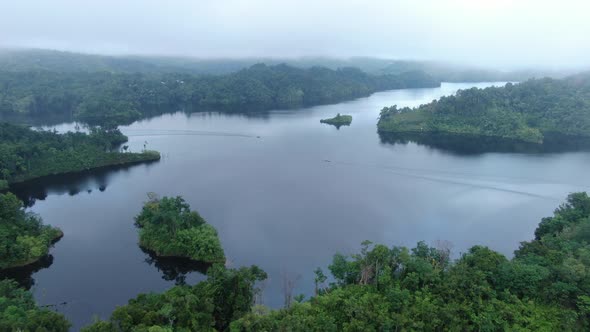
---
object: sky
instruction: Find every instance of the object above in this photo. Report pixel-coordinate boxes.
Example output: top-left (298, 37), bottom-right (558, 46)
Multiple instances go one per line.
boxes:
top-left (0, 0), bottom-right (589, 69)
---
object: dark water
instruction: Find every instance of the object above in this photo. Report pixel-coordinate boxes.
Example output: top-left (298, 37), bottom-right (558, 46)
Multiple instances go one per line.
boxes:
top-left (9, 82), bottom-right (590, 330)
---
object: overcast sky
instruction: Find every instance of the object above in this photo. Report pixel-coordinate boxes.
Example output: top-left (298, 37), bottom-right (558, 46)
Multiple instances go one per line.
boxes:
top-left (1, 0), bottom-right (588, 69)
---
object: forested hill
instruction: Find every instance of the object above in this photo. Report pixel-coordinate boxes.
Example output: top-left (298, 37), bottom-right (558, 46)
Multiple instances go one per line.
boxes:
top-left (0, 49), bottom-right (573, 81)
top-left (378, 73), bottom-right (590, 144)
top-left (0, 63), bottom-right (440, 127)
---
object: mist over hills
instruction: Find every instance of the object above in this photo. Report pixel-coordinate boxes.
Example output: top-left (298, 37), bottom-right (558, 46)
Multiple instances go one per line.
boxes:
top-left (0, 48), bottom-right (577, 82)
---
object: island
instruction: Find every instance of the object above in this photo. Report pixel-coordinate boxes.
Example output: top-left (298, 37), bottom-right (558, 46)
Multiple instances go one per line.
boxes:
top-left (0, 193), bottom-right (63, 270)
top-left (134, 194), bottom-right (225, 264)
top-left (320, 113), bottom-right (353, 128)
top-left (0, 123), bottom-right (160, 190)
top-left (378, 74), bottom-right (590, 144)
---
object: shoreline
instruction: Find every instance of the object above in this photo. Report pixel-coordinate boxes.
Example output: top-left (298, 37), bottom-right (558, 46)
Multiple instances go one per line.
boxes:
top-left (0, 229), bottom-right (64, 271)
top-left (3, 151), bottom-right (161, 192)
top-left (140, 245), bottom-right (226, 265)
top-left (377, 129), bottom-right (590, 146)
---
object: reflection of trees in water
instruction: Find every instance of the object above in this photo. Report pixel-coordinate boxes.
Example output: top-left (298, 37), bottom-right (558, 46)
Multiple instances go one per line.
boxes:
top-left (379, 132), bottom-right (590, 155)
top-left (141, 248), bottom-right (209, 285)
top-left (320, 122), bottom-right (349, 130)
top-left (0, 255), bottom-right (54, 290)
top-left (9, 161), bottom-right (157, 207)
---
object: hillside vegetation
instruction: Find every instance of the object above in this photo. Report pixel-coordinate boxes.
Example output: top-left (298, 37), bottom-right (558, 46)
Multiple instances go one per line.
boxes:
top-left (0, 63), bottom-right (439, 127)
top-left (378, 74), bottom-right (590, 144)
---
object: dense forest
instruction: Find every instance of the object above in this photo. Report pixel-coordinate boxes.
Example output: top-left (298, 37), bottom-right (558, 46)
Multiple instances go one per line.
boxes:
top-left (0, 63), bottom-right (439, 127)
top-left (378, 74), bottom-right (590, 143)
top-left (82, 265), bottom-right (267, 332)
top-left (73, 192), bottom-right (590, 331)
top-left (135, 195), bottom-right (225, 264)
top-left (0, 123), bottom-right (160, 190)
top-left (0, 192), bottom-right (62, 269)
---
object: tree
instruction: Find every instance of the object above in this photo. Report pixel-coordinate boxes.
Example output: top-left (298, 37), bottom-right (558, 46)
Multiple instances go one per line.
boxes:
top-left (314, 267), bottom-right (327, 296)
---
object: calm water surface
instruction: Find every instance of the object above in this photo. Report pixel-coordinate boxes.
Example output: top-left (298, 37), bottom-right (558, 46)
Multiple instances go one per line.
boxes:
top-left (11, 82), bottom-right (590, 330)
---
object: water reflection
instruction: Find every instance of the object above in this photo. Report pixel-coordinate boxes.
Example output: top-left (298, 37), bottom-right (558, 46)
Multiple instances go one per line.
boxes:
top-left (0, 255), bottom-right (54, 290)
top-left (379, 132), bottom-right (590, 155)
top-left (320, 122), bottom-right (350, 130)
top-left (141, 248), bottom-right (209, 285)
top-left (9, 162), bottom-right (157, 207)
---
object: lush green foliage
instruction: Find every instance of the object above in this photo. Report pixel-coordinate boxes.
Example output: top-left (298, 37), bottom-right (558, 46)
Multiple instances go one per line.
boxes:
top-left (0, 64), bottom-right (439, 126)
top-left (0, 279), bottom-right (70, 331)
top-left (0, 192), bottom-right (62, 269)
top-left (232, 193), bottom-right (590, 331)
top-left (320, 114), bottom-right (352, 127)
top-left (82, 264), bottom-right (267, 332)
top-left (135, 195), bottom-right (225, 263)
top-left (378, 74), bottom-right (590, 143)
top-left (0, 122), bottom-right (160, 186)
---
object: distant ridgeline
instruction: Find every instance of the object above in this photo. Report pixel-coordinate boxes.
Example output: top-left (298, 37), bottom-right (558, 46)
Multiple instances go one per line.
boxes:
top-left (0, 49), bottom-right (567, 82)
top-left (378, 73), bottom-right (590, 145)
top-left (0, 64), bottom-right (439, 127)
top-left (0, 123), bottom-right (160, 190)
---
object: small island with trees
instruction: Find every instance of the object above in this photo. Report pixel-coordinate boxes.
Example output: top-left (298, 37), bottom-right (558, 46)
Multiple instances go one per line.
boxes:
top-left (0, 193), bottom-right (63, 270)
top-left (135, 194), bottom-right (225, 264)
top-left (378, 74), bottom-right (590, 145)
top-left (320, 113), bottom-right (353, 128)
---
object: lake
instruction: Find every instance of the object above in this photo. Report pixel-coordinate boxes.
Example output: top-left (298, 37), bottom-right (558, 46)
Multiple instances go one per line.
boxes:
top-left (9, 82), bottom-right (590, 330)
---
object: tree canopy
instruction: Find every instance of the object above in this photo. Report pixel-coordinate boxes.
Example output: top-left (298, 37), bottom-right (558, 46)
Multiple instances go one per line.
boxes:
top-left (378, 74), bottom-right (590, 144)
top-left (135, 195), bottom-right (225, 264)
top-left (0, 192), bottom-right (62, 270)
top-left (82, 264), bottom-right (267, 332)
top-left (0, 122), bottom-right (160, 190)
top-left (0, 64), bottom-right (439, 127)
top-left (0, 279), bottom-right (70, 332)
